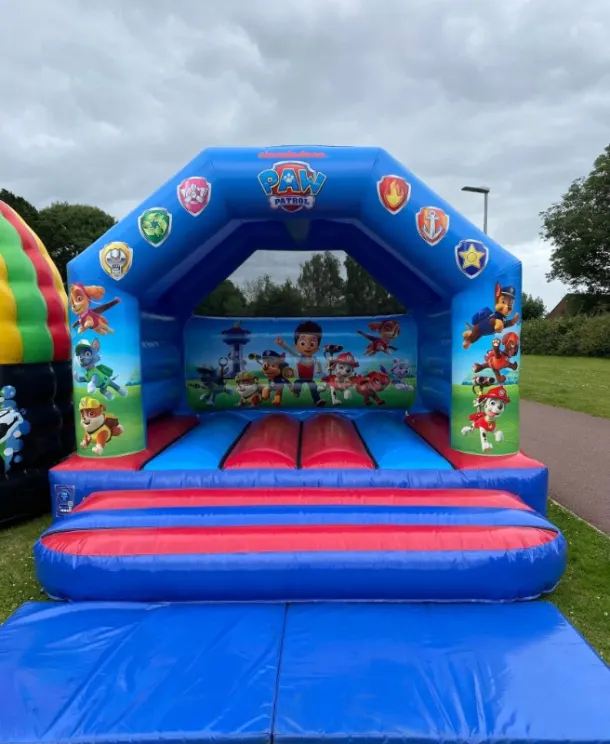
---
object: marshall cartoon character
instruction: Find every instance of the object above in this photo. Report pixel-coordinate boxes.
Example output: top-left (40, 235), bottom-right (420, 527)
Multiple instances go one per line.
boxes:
top-left (473, 332), bottom-right (519, 384)
top-left (70, 284), bottom-right (120, 336)
top-left (353, 369), bottom-right (391, 406)
top-left (78, 397), bottom-right (123, 455)
top-left (461, 385), bottom-right (510, 452)
top-left (321, 349), bottom-right (359, 406)
top-left (462, 283), bottom-right (520, 349)
top-left (234, 370), bottom-right (263, 408)
top-left (356, 319), bottom-right (400, 356)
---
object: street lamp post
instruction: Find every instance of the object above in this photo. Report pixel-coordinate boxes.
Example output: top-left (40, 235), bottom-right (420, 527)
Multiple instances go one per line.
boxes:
top-left (462, 185), bottom-right (490, 234)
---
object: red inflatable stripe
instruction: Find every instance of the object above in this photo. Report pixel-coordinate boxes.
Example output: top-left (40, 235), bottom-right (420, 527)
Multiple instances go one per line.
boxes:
top-left (76, 488), bottom-right (531, 513)
top-left (301, 414), bottom-right (374, 469)
top-left (223, 414), bottom-right (300, 469)
top-left (42, 524), bottom-right (557, 557)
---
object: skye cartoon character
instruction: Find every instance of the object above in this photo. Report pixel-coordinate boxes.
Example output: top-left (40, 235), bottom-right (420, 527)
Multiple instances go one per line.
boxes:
top-left (356, 319), bottom-right (400, 356)
top-left (473, 332), bottom-right (519, 384)
top-left (70, 284), bottom-right (120, 335)
top-left (276, 321), bottom-right (325, 406)
top-left (381, 358), bottom-right (414, 391)
top-left (353, 370), bottom-right (391, 406)
top-left (74, 338), bottom-right (127, 400)
top-left (460, 385), bottom-right (510, 452)
top-left (462, 284), bottom-right (520, 349)
top-left (0, 386), bottom-right (29, 472)
top-left (194, 358), bottom-right (232, 406)
top-left (78, 396), bottom-right (123, 455)
top-left (235, 370), bottom-right (263, 407)
top-left (249, 350), bottom-right (294, 406)
top-left (321, 351), bottom-right (359, 406)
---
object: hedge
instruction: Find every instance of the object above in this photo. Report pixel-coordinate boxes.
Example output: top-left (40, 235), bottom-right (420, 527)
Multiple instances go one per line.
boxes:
top-left (521, 314), bottom-right (610, 357)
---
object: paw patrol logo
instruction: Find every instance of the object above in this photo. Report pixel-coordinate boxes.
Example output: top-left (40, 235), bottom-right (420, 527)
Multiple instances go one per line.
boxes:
top-left (99, 242), bottom-right (133, 281)
top-left (455, 239), bottom-right (488, 279)
top-left (257, 161), bottom-right (327, 213)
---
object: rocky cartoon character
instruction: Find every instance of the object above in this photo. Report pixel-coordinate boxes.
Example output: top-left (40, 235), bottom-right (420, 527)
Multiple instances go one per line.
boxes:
top-left (249, 350), bottom-right (294, 406)
top-left (235, 370), bottom-right (262, 408)
top-left (321, 349), bottom-right (359, 406)
top-left (462, 284), bottom-right (520, 349)
top-left (79, 396), bottom-right (123, 455)
top-left (74, 338), bottom-right (127, 400)
top-left (473, 332), bottom-right (520, 384)
top-left (276, 321), bottom-right (325, 406)
top-left (70, 284), bottom-right (120, 336)
top-left (380, 358), bottom-right (414, 391)
top-left (0, 386), bottom-right (29, 472)
top-left (193, 358), bottom-right (232, 407)
top-left (353, 369), bottom-right (391, 406)
top-left (357, 319), bottom-right (400, 356)
top-left (460, 385), bottom-right (510, 452)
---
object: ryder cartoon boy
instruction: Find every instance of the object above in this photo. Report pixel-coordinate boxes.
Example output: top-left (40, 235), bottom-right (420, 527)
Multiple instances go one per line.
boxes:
top-left (277, 321), bottom-right (325, 406)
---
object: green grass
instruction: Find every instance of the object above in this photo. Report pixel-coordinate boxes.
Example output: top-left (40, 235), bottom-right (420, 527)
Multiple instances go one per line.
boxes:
top-left (451, 384), bottom-right (520, 455)
top-left (521, 356), bottom-right (610, 418)
top-left (1, 504), bottom-right (608, 662)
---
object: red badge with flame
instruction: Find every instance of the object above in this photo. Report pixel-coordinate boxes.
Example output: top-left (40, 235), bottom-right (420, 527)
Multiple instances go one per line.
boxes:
top-left (377, 175), bottom-right (410, 214)
top-left (416, 206), bottom-right (450, 245)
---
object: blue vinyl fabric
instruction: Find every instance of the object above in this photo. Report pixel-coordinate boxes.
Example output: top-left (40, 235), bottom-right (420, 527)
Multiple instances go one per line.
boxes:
top-left (275, 602), bottom-right (610, 744)
top-left (0, 601), bottom-right (284, 744)
top-left (143, 414), bottom-right (249, 470)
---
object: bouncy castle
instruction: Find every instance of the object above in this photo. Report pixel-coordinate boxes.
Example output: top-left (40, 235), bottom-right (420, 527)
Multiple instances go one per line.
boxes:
top-left (2, 147), bottom-right (610, 744)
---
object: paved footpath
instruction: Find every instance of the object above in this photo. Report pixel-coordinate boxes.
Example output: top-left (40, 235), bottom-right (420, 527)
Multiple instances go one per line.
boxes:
top-left (520, 400), bottom-right (610, 533)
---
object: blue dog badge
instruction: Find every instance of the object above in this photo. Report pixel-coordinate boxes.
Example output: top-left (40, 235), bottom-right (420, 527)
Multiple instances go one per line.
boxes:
top-left (455, 239), bottom-right (488, 279)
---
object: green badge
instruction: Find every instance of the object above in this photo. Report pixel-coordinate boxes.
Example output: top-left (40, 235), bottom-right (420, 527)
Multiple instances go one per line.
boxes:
top-left (138, 207), bottom-right (172, 246)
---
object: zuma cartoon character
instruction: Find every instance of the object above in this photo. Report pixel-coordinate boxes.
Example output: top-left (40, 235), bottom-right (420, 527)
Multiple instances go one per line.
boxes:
top-left (235, 370), bottom-right (263, 408)
top-left (70, 284), bottom-right (120, 336)
top-left (249, 350), bottom-right (294, 406)
top-left (357, 319), bottom-right (400, 356)
top-left (79, 397), bottom-right (123, 455)
top-left (462, 283), bottom-right (519, 349)
top-left (473, 332), bottom-right (519, 384)
top-left (276, 321), bottom-right (325, 406)
top-left (353, 369), bottom-right (391, 406)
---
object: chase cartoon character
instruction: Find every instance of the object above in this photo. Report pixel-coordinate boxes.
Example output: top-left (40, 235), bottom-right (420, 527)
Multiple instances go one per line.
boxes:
top-left (79, 397), bottom-right (123, 456)
top-left (462, 283), bottom-right (519, 349)
top-left (321, 350), bottom-right (359, 406)
top-left (357, 319), bottom-right (400, 356)
top-left (235, 370), bottom-right (262, 407)
top-left (473, 332), bottom-right (519, 384)
top-left (75, 338), bottom-right (127, 400)
top-left (70, 284), bottom-right (120, 335)
top-left (460, 385), bottom-right (510, 453)
top-left (249, 350), bottom-right (294, 406)
top-left (276, 321), bottom-right (325, 406)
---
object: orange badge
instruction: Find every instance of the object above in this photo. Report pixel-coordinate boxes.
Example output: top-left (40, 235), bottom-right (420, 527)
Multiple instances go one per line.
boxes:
top-left (416, 207), bottom-right (450, 245)
top-left (377, 175), bottom-right (410, 214)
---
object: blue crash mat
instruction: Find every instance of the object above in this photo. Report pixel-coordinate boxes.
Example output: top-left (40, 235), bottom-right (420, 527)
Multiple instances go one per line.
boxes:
top-left (0, 601), bottom-right (284, 744)
top-left (275, 601), bottom-right (610, 744)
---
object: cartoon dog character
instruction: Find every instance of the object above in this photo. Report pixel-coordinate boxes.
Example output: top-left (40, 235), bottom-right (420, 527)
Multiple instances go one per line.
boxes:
top-left (194, 358), bottom-right (232, 407)
top-left (249, 350), bottom-right (294, 406)
top-left (381, 358), bottom-right (414, 391)
top-left (462, 284), bottom-right (520, 349)
top-left (357, 319), bottom-right (400, 356)
top-left (235, 370), bottom-right (262, 407)
top-left (79, 396), bottom-right (123, 455)
top-left (321, 351), bottom-right (359, 406)
top-left (0, 386), bottom-right (30, 472)
top-left (70, 284), bottom-right (120, 335)
top-left (460, 385), bottom-right (510, 452)
top-left (74, 338), bottom-right (127, 400)
top-left (473, 332), bottom-right (520, 384)
top-left (353, 369), bottom-right (391, 406)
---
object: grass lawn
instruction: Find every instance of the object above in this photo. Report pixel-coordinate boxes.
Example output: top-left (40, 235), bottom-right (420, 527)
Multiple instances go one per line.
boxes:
top-left (521, 356), bottom-right (610, 418)
top-left (0, 504), bottom-right (609, 661)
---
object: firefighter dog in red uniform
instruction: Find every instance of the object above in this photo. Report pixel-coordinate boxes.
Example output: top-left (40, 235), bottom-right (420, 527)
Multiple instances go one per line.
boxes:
top-left (461, 385), bottom-right (510, 453)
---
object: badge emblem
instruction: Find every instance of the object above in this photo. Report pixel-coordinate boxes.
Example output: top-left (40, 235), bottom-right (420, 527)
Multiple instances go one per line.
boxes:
top-left (377, 175), bottom-right (410, 214)
top-left (455, 239), bottom-right (488, 279)
top-left (138, 207), bottom-right (172, 246)
top-left (177, 176), bottom-right (211, 216)
top-left (257, 160), bottom-right (327, 213)
top-left (99, 241), bottom-right (133, 281)
top-left (416, 207), bottom-right (449, 245)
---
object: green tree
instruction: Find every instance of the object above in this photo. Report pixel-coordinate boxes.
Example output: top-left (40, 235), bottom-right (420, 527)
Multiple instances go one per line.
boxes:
top-left (297, 251), bottom-right (344, 315)
top-left (521, 292), bottom-right (545, 321)
top-left (195, 279), bottom-right (247, 316)
top-left (244, 275), bottom-right (302, 316)
top-left (541, 145), bottom-right (610, 294)
top-left (343, 256), bottom-right (405, 315)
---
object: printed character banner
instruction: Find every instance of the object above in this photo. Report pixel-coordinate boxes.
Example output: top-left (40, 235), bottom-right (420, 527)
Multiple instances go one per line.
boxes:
top-left (451, 267), bottom-right (522, 455)
top-left (69, 282), bottom-right (145, 458)
top-left (184, 315), bottom-right (417, 412)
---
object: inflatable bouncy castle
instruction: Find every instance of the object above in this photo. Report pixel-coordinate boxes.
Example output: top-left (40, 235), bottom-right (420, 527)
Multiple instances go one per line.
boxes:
top-left (1, 147), bottom-right (609, 744)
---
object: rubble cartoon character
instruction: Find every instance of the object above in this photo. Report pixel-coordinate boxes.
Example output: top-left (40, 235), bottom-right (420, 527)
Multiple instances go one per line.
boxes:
top-left (321, 350), bottom-right (359, 406)
top-left (78, 397), bottom-right (123, 456)
top-left (356, 319), bottom-right (400, 356)
top-left (460, 385), bottom-right (510, 453)
top-left (276, 321), bottom-right (325, 406)
top-left (353, 369), bottom-right (391, 406)
top-left (462, 283), bottom-right (520, 349)
top-left (69, 284), bottom-right (120, 335)
top-left (473, 332), bottom-right (520, 384)
top-left (235, 370), bottom-right (262, 408)
top-left (74, 338), bottom-right (127, 400)
top-left (193, 358), bottom-right (232, 407)
top-left (381, 358), bottom-right (414, 391)
top-left (249, 350), bottom-right (294, 406)
top-left (0, 386), bottom-right (30, 472)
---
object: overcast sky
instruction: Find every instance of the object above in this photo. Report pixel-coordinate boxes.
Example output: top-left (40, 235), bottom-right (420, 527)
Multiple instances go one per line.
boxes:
top-left (2, 0), bottom-right (609, 310)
